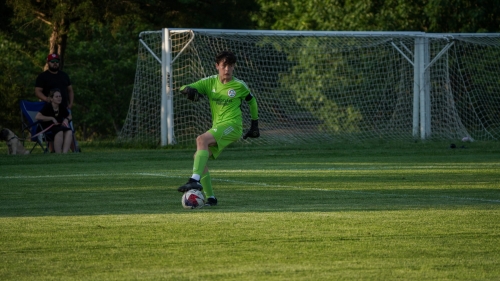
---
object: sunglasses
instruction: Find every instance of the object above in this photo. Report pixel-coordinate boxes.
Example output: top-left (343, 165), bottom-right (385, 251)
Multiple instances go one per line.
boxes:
top-left (49, 60), bottom-right (60, 63)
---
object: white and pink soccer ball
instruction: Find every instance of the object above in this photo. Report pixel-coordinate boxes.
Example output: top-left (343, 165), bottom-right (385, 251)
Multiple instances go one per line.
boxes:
top-left (181, 189), bottom-right (205, 209)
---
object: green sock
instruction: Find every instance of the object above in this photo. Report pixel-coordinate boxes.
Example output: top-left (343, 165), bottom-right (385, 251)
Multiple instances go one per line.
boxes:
top-left (192, 150), bottom-right (209, 177)
top-left (201, 171), bottom-right (214, 198)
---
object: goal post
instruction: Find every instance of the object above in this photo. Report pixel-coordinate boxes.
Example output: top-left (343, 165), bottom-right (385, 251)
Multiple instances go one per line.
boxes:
top-left (119, 29), bottom-right (500, 145)
top-left (161, 28), bottom-right (174, 146)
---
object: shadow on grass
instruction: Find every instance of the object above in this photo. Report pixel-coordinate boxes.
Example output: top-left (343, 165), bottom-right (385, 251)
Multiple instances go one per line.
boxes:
top-left (1, 187), bottom-right (499, 217)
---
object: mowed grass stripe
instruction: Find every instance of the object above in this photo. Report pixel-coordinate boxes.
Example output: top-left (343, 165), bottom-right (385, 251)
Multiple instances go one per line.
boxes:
top-left (1, 210), bottom-right (499, 280)
top-left (1, 144), bottom-right (499, 280)
top-left (2, 170), bottom-right (499, 204)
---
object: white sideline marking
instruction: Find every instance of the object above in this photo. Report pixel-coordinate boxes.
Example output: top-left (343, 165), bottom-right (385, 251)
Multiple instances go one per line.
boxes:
top-left (1, 173), bottom-right (151, 179)
top-left (2, 172), bottom-right (499, 204)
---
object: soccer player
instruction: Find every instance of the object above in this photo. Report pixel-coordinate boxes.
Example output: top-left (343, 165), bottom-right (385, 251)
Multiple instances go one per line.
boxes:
top-left (177, 50), bottom-right (260, 206)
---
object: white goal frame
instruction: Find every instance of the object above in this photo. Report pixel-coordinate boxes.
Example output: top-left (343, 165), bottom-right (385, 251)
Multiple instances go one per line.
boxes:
top-left (121, 29), bottom-right (500, 145)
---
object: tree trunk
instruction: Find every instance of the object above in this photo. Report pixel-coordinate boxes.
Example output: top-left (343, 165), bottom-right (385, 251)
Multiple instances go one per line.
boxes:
top-left (47, 17), bottom-right (69, 71)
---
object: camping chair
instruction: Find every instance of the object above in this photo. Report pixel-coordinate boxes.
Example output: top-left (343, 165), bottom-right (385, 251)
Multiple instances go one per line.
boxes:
top-left (20, 100), bottom-right (80, 153)
top-left (20, 100), bottom-right (51, 153)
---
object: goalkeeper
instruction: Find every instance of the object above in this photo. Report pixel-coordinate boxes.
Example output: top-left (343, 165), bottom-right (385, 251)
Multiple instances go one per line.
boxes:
top-left (177, 50), bottom-right (260, 206)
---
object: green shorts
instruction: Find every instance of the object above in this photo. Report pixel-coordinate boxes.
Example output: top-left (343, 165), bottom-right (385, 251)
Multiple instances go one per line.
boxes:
top-left (207, 123), bottom-right (242, 159)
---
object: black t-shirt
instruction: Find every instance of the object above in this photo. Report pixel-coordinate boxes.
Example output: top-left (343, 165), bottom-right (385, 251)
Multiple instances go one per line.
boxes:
top-left (39, 103), bottom-right (70, 130)
top-left (35, 70), bottom-right (72, 107)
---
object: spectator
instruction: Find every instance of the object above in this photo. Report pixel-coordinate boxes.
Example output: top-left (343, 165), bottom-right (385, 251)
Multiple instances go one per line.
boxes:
top-left (35, 89), bottom-right (73, 153)
top-left (35, 53), bottom-right (74, 109)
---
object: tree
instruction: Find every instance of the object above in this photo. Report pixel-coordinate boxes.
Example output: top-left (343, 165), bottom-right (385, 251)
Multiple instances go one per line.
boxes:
top-left (5, 0), bottom-right (151, 70)
top-left (0, 32), bottom-right (40, 133)
top-left (252, 0), bottom-right (429, 31)
top-left (251, 0), bottom-right (499, 137)
top-left (425, 0), bottom-right (500, 32)
top-left (252, 0), bottom-right (500, 32)
top-left (7, 0), bottom-right (260, 65)
top-left (1, 0), bottom-right (260, 140)
top-left (68, 20), bottom-right (144, 139)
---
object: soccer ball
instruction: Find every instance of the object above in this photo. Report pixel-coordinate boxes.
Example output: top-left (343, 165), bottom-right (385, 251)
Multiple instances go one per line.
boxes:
top-left (181, 189), bottom-right (205, 209)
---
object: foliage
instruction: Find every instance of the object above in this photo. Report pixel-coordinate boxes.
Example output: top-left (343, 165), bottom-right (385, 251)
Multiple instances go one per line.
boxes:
top-left (1, 0), bottom-right (499, 141)
top-left (251, 0), bottom-right (499, 138)
top-left (1, 0), bottom-right (259, 140)
top-left (0, 33), bottom-right (41, 133)
top-left (252, 0), bottom-right (500, 32)
top-left (142, 0), bottom-right (259, 29)
top-left (425, 0), bottom-right (500, 32)
top-left (252, 0), bottom-right (428, 31)
top-left (447, 39), bottom-right (500, 135)
top-left (276, 37), bottom-right (363, 133)
top-left (68, 20), bottom-right (145, 140)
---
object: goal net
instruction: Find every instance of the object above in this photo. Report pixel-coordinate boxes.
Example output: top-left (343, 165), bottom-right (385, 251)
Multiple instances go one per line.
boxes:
top-left (119, 29), bottom-right (500, 145)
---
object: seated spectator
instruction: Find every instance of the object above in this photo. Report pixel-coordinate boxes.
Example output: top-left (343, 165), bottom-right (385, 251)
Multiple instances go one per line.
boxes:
top-left (35, 88), bottom-right (73, 153)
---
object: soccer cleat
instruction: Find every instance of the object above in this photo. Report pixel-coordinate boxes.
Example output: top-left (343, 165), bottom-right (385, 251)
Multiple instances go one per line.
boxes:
top-left (205, 197), bottom-right (218, 206)
top-left (177, 178), bottom-right (203, 192)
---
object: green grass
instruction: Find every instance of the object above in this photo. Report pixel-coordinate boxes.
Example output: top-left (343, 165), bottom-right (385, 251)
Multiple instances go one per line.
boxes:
top-left (1, 141), bottom-right (499, 280)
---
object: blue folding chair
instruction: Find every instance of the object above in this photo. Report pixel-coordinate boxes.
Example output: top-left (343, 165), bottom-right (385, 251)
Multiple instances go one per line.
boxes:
top-left (20, 100), bottom-right (51, 153)
top-left (20, 100), bottom-right (80, 153)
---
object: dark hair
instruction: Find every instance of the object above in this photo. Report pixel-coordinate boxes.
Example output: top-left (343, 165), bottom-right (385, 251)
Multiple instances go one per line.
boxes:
top-left (49, 88), bottom-right (61, 98)
top-left (215, 51), bottom-right (236, 65)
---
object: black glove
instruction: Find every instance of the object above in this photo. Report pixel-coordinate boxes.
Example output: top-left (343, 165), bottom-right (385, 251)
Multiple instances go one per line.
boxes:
top-left (180, 87), bottom-right (201, 102)
top-left (243, 119), bottom-right (260, 139)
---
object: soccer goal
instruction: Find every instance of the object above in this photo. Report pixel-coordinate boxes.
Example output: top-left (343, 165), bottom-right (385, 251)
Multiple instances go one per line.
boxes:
top-left (119, 29), bottom-right (500, 146)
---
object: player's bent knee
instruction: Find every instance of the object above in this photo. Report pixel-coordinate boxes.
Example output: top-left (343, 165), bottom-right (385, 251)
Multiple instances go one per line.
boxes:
top-left (196, 133), bottom-right (215, 148)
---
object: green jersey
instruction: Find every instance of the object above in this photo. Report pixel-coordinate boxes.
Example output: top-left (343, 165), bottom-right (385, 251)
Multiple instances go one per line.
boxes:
top-left (184, 75), bottom-right (253, 130)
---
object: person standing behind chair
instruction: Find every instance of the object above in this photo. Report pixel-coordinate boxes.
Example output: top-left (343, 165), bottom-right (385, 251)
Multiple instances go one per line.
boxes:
top-left (35, 89), bottom-right (73, 153)
top-left (35, 54), bottom-right (74, 109)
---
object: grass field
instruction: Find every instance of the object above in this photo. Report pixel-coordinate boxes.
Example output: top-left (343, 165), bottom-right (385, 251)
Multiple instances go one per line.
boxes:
top-left (1, 141), bottom-right (499, 280)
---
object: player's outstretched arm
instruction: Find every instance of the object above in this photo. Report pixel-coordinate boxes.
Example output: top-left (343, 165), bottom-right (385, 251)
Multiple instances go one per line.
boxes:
top-left (180, 86), bottom-right (201, 102)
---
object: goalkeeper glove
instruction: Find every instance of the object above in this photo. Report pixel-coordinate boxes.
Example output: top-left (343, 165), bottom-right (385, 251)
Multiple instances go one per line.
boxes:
top-left (243, 119), bottom-right (260, 139)
top-left (180, 87), bottom-right (201, 102)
